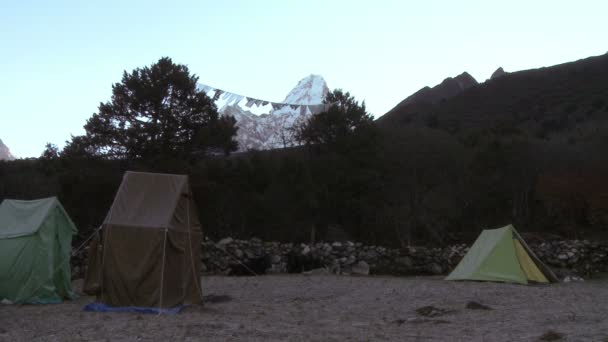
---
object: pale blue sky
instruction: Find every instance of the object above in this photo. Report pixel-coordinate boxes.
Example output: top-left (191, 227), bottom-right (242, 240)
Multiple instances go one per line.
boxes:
top-left (1, 0), bottom-right (606, 157)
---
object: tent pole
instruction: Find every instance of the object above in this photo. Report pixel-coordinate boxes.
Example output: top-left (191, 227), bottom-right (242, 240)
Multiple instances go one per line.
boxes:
top-left (159, 228), bottom-right (168, 315)
top-left (100, 226), bottom-right (109, 303)
top-left (99, 189), bottom-right (120, 304)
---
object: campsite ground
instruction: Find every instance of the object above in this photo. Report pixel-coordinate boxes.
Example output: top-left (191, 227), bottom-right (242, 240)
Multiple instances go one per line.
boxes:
top-left (1, 275), bottom-right (607, 342)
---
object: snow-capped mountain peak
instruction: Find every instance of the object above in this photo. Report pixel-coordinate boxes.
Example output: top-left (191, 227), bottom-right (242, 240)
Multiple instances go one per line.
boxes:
top-left (282, 74), bottom-right (328, 105)
top-left (200, 74), bottom-right (330, 151)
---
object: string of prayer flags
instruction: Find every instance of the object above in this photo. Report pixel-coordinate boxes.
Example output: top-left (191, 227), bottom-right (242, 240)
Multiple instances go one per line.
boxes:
top-left (197, 81), bottom-right (335, 113)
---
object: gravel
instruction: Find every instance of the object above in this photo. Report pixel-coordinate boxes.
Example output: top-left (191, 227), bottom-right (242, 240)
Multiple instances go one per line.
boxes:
top-left (1, 276), bottom-right (608, 341)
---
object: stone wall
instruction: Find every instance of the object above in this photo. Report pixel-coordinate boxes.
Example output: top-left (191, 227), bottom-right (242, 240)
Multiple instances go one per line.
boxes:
top-left (72, 238), bottom-right (608, 281)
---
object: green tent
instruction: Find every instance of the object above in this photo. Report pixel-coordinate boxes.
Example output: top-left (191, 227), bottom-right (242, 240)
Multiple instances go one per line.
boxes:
top-left (446, 225), bottom-right (558, 284)
top-left (0, 197), bottom-right (77, 303)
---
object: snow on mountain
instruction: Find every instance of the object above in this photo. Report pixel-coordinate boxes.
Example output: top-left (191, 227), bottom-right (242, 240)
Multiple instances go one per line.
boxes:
top-left (199, 75), bottom-right (329, 151)
top-left (0, 139), bottom-right (14, 160)
top-left (282, 74), bottom-right (329, 105)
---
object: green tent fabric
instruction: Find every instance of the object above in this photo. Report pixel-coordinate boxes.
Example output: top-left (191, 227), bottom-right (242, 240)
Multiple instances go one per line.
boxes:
top-left (445, 224), bottom-right (558, 284)
top-left (0, 197), bottom-right (77, 303)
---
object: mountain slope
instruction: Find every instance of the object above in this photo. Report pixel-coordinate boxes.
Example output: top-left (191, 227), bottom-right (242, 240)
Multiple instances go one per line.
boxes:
top-left (0, 139), bottom-right (14, 160)
top-left (377, 53), bottom-right (608, 142)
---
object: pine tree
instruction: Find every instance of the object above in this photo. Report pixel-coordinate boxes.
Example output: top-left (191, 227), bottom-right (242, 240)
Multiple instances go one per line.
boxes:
top-left (70, 57), bottom-right (238, 160)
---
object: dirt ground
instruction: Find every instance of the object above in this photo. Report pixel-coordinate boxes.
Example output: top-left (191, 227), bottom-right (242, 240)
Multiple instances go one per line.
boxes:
top-left (1, 275), bottom-right (608, 341)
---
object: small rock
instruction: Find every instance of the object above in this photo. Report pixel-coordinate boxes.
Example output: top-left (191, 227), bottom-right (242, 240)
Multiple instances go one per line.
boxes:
top-left (429, 263), bottom-right (443, 275)
top-left (217, 237), bottom-right (233, 245)
top-left (351, 261), bottom-right (370, 275)
top-left (203, 294), bottom-right (233, 304)
top-left (395, 256), bottom-right (413, 268)
top-left (539, 330), bottom-right (564, 341)
top-left (270, 255), bottom-right (281, 264)
top-left (563, 276), bottom-right (584, 283)
top-left (345, 255), bottom-right (356, 265)
top-left (244, 249), bottom-right (257, 259)
top-left (406, 317), bottom-right (451, 324)
top-left (360, 250), bottom-right (378, 260)
top-left (415, 305), bottom-right (451, 317)
top-left (329, 261), bottom-right (341, 274)
top-left (303, 267), bottom-right (329, 276)
top-left (465, 301), bottom-right (492, 310)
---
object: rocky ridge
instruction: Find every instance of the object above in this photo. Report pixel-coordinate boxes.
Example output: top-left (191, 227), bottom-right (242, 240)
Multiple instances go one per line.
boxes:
top-left (490, 67), bottom-right (507, 79)
top-left (397, 72), bottom-right (478, 107)
top-left (0, 139), bottom-right (14, 160)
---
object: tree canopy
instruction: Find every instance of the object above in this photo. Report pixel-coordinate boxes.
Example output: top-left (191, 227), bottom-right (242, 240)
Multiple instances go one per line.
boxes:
top-left (67, 57), bottom-right (237, 160)
top-left (293, 89), bottom-right (374, 149)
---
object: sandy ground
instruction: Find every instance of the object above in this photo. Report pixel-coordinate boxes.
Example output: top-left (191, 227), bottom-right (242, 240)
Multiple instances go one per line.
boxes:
top-left (1, 275), bottom-right (608, 342)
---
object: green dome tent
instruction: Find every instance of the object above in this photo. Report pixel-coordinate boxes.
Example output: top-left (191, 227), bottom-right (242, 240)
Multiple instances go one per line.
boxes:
top-left (0, 197), bottom-right (77, 303)
top-left (446, 225), bottom-right (558, 284)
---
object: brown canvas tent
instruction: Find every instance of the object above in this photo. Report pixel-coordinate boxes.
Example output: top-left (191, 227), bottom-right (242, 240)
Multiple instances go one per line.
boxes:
top-left (84, 171), bottom-right (202, 309)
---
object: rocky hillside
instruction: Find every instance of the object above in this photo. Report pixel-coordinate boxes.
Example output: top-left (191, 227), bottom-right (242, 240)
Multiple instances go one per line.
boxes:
top-left (0, 139), bottom-right (14, 160)
top-left (374, 53), bottom-right (608, 238)
top-left (377, 53), bottom-right (608, 139)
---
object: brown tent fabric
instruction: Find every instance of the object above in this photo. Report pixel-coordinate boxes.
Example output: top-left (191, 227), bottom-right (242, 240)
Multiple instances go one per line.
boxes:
top-left (84, 171), bottom-right (202, 308)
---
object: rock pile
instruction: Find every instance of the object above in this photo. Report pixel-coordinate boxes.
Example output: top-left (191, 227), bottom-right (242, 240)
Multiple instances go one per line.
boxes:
top-left (71, 250), bottom-right (87, 281)
top-left (70, 238), bottom-right (608, 280)
top-left (200, 239), bottom-right (470, 277)
top-left (530, 239), bottom-right (608, 277)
